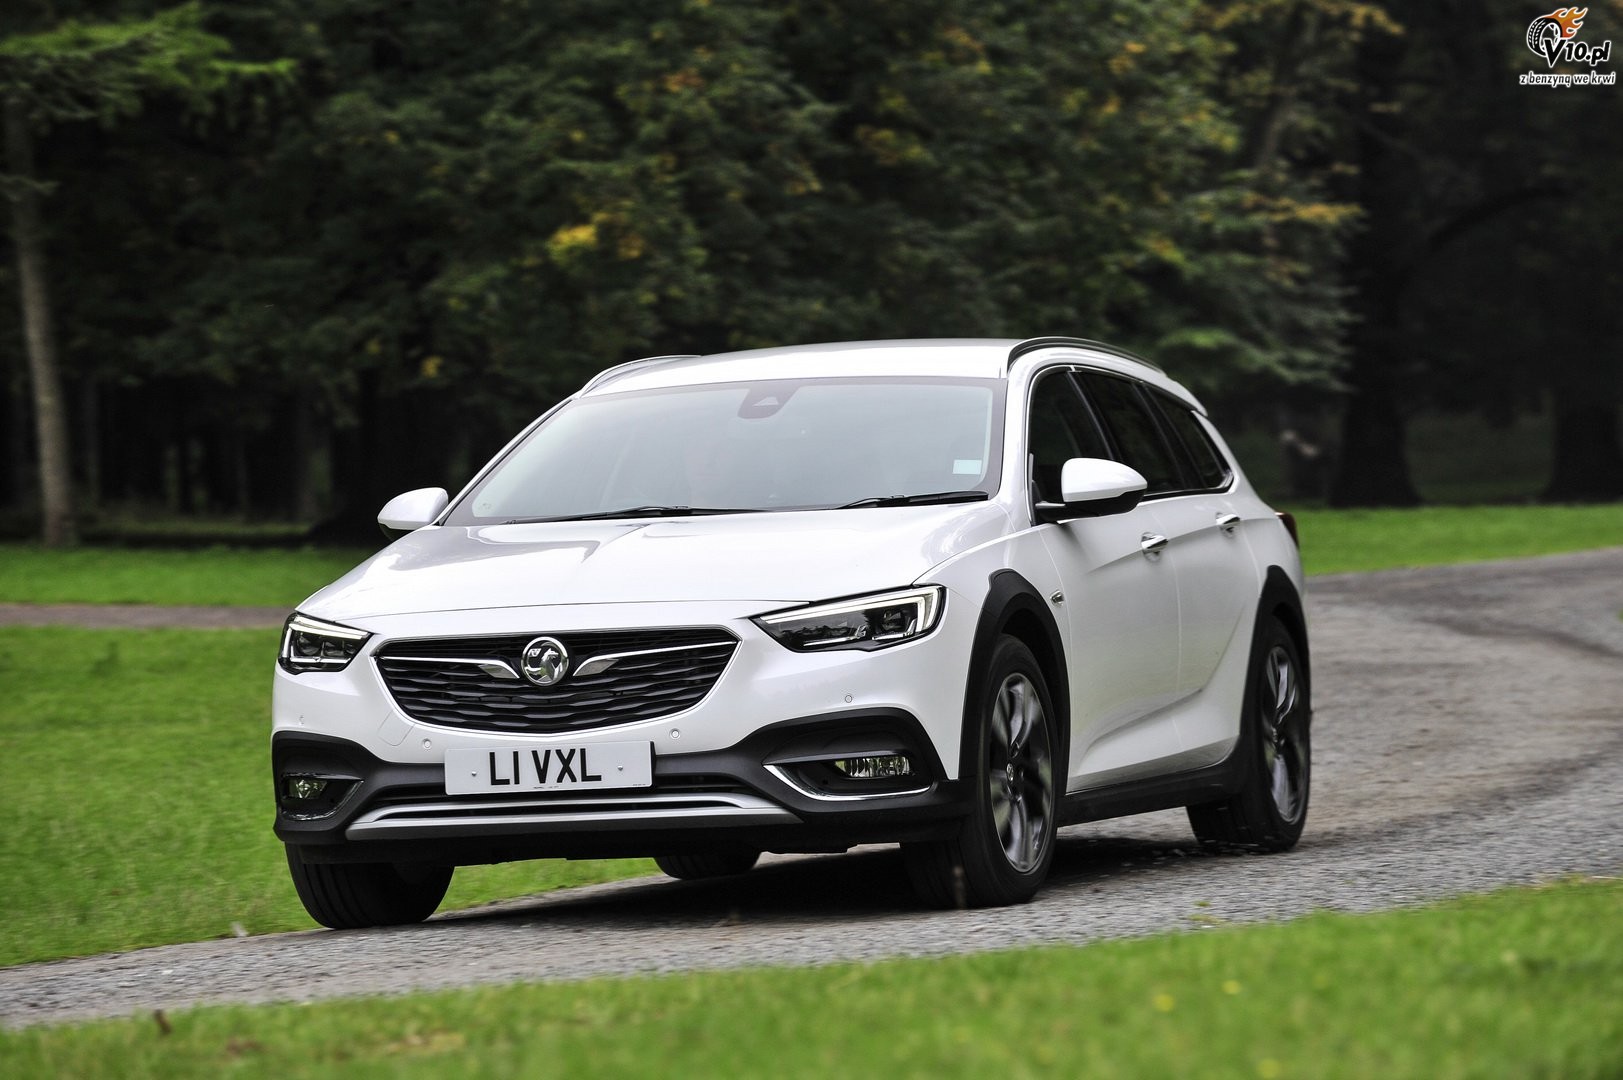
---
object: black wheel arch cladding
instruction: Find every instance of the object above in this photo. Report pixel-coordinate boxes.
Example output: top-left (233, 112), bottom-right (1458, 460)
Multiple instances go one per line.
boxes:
top-left (958, 569), bottom-right (1070, 783)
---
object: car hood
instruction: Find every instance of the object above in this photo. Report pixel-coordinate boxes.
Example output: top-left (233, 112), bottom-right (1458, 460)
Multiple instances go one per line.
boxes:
top-left (301, 504), bottom-right (1011, 621)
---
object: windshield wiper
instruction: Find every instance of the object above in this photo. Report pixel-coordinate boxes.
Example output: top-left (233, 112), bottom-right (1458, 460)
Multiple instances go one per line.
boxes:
top-left (836, 490), bottom-right (991, 509)
top-left (503, 505), bottom-right (762, 524)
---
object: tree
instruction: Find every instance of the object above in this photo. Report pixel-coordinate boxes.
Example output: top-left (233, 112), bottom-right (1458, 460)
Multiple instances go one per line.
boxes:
top-left (1, 1), bottom-right (1360, 536)
top-left (0, 2), bottom-right (288, 543)
top-left (1322, 0), bottom-right (1623, 505)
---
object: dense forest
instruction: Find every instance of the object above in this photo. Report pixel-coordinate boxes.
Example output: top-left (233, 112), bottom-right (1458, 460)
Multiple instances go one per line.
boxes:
top-left (3, 0), bottom-right (1619, 544)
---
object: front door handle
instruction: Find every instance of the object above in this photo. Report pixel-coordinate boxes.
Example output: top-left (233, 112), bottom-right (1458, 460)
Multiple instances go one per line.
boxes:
top-left (1140, 532), bottom-right (1168, 556)
top-left (1216, 513), bottom-right (1241, 535)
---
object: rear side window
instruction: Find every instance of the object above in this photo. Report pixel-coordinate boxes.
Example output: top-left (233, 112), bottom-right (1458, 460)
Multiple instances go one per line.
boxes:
top-left (1151, 394), bottom-right (1232, 491)
top-left (1078, 374), bottom-right (1184, 495)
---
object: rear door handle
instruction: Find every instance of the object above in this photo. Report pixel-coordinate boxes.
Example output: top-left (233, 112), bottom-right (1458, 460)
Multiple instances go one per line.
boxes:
top-left (1140, 532), bottom-right (1168, 556)
top-left (1216, 513), bottom-right (1241, 535)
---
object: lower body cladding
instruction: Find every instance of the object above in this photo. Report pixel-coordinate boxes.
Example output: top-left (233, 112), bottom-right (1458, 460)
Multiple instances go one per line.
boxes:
top-left (274, 709), bottom-right (968, 867)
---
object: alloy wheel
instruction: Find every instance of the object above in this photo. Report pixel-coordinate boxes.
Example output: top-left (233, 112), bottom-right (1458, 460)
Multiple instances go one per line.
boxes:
top-left (987, 672), bottom-right (1055, 873)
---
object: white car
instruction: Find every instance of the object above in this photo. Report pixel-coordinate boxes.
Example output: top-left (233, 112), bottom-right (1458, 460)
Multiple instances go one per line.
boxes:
top-left (273, 337), bottom-right (1310, 927)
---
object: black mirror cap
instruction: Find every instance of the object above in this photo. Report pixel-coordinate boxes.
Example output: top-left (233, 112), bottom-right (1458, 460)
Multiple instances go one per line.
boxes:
top-left (1034, 488), bottom-right (1145, 524)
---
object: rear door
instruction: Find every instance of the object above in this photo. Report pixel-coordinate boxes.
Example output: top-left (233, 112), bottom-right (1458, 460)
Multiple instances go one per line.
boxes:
top-left (1077, 374), bottom-right (1258, 703)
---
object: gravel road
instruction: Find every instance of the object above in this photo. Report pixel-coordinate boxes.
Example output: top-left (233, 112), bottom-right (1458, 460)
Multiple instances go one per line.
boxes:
top-left (4, 548), bottom-right (1621, 1029)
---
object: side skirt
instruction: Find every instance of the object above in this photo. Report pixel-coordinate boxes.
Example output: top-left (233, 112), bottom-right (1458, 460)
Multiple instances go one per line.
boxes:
top-left (1057, 743), bottom-right (1246, 826)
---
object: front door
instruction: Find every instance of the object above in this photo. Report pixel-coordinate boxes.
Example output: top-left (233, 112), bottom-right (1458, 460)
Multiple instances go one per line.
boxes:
top-left (1025, 369), bottom-right (1182, 790)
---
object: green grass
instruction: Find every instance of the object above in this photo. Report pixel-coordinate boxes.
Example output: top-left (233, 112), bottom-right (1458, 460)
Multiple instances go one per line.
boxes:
top-left (1290, 504), bottom-right (1623, 575)
top-left (0, 628), bottom-right (653, 967)
top-left (0, 505), bottom-right (1617, 967)
top-left (2, 504), bottom-right (1620, 612)
top-left (1, 879), bottom-right (1618, 1078)
top-left (0, 545), bottom-right (371, 607)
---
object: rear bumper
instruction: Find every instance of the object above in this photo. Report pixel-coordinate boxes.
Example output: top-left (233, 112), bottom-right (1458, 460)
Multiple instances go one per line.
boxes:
top-left (274, 710), bottom-right (969, 866)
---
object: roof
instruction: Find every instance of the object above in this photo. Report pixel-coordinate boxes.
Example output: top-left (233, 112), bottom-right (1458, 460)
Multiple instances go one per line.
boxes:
top-left (582, 338), bottom-right (1203, 411)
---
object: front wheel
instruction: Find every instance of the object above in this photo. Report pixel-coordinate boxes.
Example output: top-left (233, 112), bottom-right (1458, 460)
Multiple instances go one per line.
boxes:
top-left (905, 636), bottom-right (1058, 908)
top-left (1187, 616), bottom-right (1310, 851)
top-left (285, 847), bottom-right (452, 929)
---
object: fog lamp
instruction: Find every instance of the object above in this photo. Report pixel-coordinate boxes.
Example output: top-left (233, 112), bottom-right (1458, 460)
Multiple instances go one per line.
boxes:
top-left (286, 776), bottom-right (328, 801)
top-left (832, 754), bottom-right (913, 779)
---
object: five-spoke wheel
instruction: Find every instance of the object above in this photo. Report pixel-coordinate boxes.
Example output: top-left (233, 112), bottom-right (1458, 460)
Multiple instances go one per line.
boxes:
top-left (905, 635), bottom-right (1058, 908)
top-left (1188, 615), bottom-right (1311, 851)
top-left (988, 672), bottom-right (1055, 874)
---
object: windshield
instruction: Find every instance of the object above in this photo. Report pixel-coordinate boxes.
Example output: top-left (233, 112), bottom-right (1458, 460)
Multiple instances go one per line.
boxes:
top-left (446, 377), bottom-right (1004, 523)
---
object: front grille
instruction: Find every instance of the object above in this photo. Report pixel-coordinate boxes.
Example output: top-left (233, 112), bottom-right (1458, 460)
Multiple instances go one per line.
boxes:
top-left (375, 628), bottom-right (738, 734)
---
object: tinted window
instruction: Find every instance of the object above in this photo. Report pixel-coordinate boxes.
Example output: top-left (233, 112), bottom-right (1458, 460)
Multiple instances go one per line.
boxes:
top-left (1027, 371), bottom-right (1110, 503)
top-left (1152, 394), bottom-right (1232, 491)
top-left (1078, 374), bottom-right (1184, 494)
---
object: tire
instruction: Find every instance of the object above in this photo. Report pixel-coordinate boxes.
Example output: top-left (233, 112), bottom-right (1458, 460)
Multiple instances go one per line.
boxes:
top-left (285, 846), bottom-right (452, 929)
top-left (905, 636), bottom-right (1058, 908)
top-left (1527, 16), bottom-right (1562, 54)
top-left (1187, 615), bottom-right (1310, 851)
top-left (654, 849), bottom-right (761, 880)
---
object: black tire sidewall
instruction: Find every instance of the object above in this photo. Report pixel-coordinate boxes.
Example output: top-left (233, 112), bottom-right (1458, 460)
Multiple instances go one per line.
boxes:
top-left (1246, 620), bottom-right (1311, 841)
top-left (958, 636), bottom-right (1059, 904)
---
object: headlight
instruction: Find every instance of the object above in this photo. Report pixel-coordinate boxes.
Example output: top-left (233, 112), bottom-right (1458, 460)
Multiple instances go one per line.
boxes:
top-left (279, 613), bottom-right (371, 673)
top-left (754, 586), bottom-right (944, 652)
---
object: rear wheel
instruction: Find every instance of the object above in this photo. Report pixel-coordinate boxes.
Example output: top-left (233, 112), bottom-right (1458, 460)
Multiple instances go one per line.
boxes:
top-left (654, 849), bottom-right (761, 880)
top-left (905, 636), bottom-right (1057, 908)
top-left (1187, 616), bottom-right (1310, 851)
top-left (285, 847), bottom-right (452, 929)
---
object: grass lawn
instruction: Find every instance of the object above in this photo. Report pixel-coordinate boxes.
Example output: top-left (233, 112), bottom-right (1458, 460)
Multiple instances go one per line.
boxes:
top-left (1, 516), bottom-right (1620, 1075)
top-left (0, 505), bottom-right (1618, 611)
top-left (0, 505), bottom-right (1617, 965)
top-left (1, 878), bottom-right (1618, 1078)
top-left (1291, 503), bottom-right (1623, 575)
top-left (0, 628), bottom-right (652, 968)
top-left (0, 545), bottom-right (371, 608)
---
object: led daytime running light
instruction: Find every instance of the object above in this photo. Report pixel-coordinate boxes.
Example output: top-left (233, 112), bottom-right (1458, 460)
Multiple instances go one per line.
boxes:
top-left (754, 586), bottom-right (944, 652)
top-left (280, 613), bottom-right (371, 673)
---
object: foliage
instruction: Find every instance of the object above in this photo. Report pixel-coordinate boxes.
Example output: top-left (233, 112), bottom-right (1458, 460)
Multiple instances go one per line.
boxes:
top-left (1321, 0), bottom-right (1623, 503)
top-left (1, 0), bottom-right (1362, 531)
top-left (0, 3), bottom-right (286, 131)
top-left (2, 879), bottom-right (1620, 1076)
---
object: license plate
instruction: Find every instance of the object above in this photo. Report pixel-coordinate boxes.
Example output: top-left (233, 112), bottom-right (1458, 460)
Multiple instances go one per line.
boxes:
top-left (444, 741), bottom-right (653, 795)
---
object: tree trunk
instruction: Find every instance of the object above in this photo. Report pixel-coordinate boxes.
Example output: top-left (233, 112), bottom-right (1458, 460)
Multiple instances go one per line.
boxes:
top-left (2, 367), bottom-right (27, 511)
top-left (1329, 375), bottom-right (1421, 507)
top-left (1543, 394), bottom-right (1623, 502)
top-left (4, 96), bottom-right (76, 545)
top-left (80, 373), bottom-right (100, 512)
top-left (1327, 27), bottom-right (1422, 509)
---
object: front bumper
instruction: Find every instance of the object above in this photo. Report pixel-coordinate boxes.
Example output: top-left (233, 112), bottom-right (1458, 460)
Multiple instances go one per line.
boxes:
top-left (272, 595), bottom-right (981, 862)
top-left (274, 710), bottom-right (968, 865)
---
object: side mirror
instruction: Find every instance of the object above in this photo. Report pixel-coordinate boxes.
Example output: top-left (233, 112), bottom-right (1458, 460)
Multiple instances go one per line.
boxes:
top-left (378, 487), bottom-right (449, 540)
top-left (1037, 458), bottom-right (1147, 522)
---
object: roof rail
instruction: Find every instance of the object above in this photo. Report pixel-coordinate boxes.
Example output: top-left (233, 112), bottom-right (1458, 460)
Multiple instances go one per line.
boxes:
top-left (579, 354), bottom-right (702, 394)
top-left (1006, 336), bottom-right (1163, 375)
